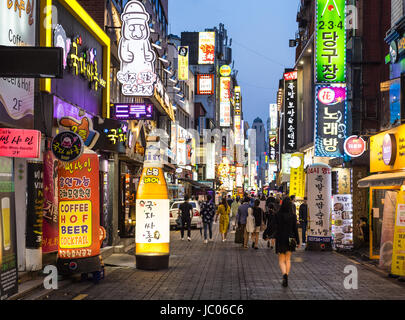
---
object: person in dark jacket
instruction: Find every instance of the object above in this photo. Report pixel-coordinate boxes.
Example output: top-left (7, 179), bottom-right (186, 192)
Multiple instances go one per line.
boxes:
top-left (252, 199), bottom-right (264, 249)
top-left (263, 197), bottom-right (276, 249)
top-left (273, 196), bottom-right (300, 287)
top-left (299, 197), bottom-right (308, 245)
top-left (201, 194), bottom-right (216, 243)
top-left (179, 194), bottom-right (193, 241)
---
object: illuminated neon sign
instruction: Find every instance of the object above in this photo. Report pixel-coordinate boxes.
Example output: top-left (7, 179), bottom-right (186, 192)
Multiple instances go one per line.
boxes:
top-left (111, 104), bottom-right (154, 120)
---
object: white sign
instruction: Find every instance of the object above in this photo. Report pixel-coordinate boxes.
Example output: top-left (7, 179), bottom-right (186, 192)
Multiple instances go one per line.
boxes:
top-left (0, 0), bottom-right (36, 126)
top-left (269, 104), bottom-right (278, 133)
top-left (198, 32), bottom-right (215, 64)
top-left (117, 1), bottom-right (157, 96)
top-left (205, 143), bottom-right (215, 180)
top-left (136, 199), bottom-right (170, 244)
top-left (307, 164), bottom-right (332, 243)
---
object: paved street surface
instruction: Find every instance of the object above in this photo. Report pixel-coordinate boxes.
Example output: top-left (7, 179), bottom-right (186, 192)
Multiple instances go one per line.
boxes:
top-left (26, 225), bottom-right (405, 300)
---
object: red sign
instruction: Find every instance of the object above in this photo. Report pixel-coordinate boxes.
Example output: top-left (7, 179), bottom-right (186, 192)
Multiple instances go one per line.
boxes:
top-left (284, 71), bottom-right (298, 81)
top-left (0, 128), bottom-right (41, 158)
top-left (344, 136), bottom-right (366, 158)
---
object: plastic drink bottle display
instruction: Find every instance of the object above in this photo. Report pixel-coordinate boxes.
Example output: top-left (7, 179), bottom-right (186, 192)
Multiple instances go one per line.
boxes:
top-left (2, 197), bottom-right (11, 251)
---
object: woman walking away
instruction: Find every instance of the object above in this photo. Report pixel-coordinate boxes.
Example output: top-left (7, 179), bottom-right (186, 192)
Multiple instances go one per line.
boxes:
top-left (245, 203), bottom-right (255, 248)
top-left (201, 195), bottom-right (216, 244)
top-left (230, 196), bottom-right (241, 231)
top-left (273, 196), bottom-right (300, 287)
top-left (263, 197), bottom-right (276, 249)
top-left (252, 199), bottom-right (264, 249)
top-left (215, 198), bottom-right (231, 242)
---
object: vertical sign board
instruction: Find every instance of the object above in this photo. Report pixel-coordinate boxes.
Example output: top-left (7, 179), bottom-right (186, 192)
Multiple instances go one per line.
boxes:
top-left (42, 151), bottom-right (59, 253)
top-left (289, 153), bottom-right (305, 199)
top-left (307, 163), bottom-right (332, 250)
top-left (315, 85), bottom-right (347, 157)
top-left (284, 71), bottom-right (297, 152)
top-left (26, 162), bottom-right (44, 249)
top-left (220, 77), bottom-right (231, 127)
top-left (58, 153), bottom-right (100, 261)
top-left (198, 32), bottom-right (215, 64)
top-left (117, 0), bottom-right (157, 96)
top-left (0, 0), bottom-right (36, 129)
top-left (0, 158), bottom-right (17, 300)
top-left (234, 86), bottom-right (241, 145)
top-left (332, 194), bottom-right (353, 250)
top-left (316, 0), bottom-right (346, 83)
top-left (136, 139), bottom-right (170, 270)
top-left (178, 46), bottom-right (189, 81)
top-left (392, 191), bottom-right (405, 277)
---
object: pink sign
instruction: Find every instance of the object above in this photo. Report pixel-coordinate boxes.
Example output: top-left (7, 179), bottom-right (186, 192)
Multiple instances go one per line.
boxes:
top-left (0, 128), bottom-right (41, 158)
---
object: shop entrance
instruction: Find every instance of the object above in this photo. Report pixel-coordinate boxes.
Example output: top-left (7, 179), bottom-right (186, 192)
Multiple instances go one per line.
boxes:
top-left (370, 187), bottom-right (399, 260)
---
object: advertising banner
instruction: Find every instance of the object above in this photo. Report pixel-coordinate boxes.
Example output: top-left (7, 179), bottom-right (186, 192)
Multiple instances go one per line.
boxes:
top-left (26, 162), bottom-right (44, 249)
top-left (392, 191), bottom-right (405, 277)
top-left (178, 46), bottom-right (189, 80)
top-left (284, 73), bottom-right (297, 152)
top-left (316, 0), bottom-right (346, 83)
top-left (58, 153), bottom-right (100, 259)
top-left (0, 128), bottom-right (41, 158)
top-left (0, 157), bottom-right (18, 300)
top-left (307, 163), bottom-right (332, 248)
top-left (289, 153), bottom-right (305, 199)
top-left (198, 32), bottom-right (215, 64)
top-left (196, 74), bottom-right (214, 95)
top-left (379, 191), bottom-right (397, 270)
top-left (42, 151), bottom-right (59, 253)
top-left (269, 104), bottom-right (278, 134)
top-left (332, 194), bottom-right (353, 250)
top-left (0, 0), bottom-right (36, 128)
top-left (220, 77), bottom-right (231, 127)
top-left (315, 85), bottom-right (347, 157)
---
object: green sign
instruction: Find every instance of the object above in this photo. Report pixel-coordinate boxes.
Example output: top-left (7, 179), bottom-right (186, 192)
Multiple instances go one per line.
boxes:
top-left (316, 0), bottom-right (346, 83)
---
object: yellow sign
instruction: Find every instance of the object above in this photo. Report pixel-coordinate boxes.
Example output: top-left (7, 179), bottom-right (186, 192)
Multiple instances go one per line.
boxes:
top-left (392, 191), bottom-right (405, 276)
top-left (59, 200), bottom-right (92, 249)
top-left (370, 124), bottom-right (405, 173)
top-left (333, 168), bottom-right (351, 194)
top-left (178, 46), bottom-right (189, 80)
top-left (289, 153), bottom-right (305, 199)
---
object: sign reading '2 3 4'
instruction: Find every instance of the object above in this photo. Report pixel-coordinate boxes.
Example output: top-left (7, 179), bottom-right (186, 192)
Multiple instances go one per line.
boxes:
top-left (316, 0), bottom-right (346, 83)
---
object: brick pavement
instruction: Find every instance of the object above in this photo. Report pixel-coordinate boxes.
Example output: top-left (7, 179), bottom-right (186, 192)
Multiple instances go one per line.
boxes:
top-left (35, 225), bottom-right (405, 300)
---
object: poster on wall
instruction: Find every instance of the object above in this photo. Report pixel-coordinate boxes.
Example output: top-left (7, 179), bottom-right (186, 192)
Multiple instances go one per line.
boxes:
top-left (332, 194), bottom-right (353, 250)
top-left (0, 0), bottom-right (36, 128)
top-left (42, 151), bottom-right (59, 253)
top-left (0, 157), bottom-right (18, 300)
top-left (392, 192), bottom-right (405, 277)
top-left (58, 152), bottom-right (100, 260)
top-left (306, 163), bottom-right (332, 250)
top-left (379, 191), bottom-right (397, 271)
top-left (315, 85), bottom-right (347, 157)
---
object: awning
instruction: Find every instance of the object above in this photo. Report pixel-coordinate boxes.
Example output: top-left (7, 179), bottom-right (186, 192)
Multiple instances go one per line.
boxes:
top-left (178, 178), bottom-right (213, 189)
top-left (357, 172), bottom-right (405, 188)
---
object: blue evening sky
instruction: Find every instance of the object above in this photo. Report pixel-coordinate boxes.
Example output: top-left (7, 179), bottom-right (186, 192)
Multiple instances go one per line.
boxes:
top-left (168, 0), bottom-right (300, 128)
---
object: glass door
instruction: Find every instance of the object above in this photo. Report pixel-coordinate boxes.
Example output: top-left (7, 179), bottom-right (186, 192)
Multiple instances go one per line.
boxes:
top-left (370, 188), bottom-right (399, 259)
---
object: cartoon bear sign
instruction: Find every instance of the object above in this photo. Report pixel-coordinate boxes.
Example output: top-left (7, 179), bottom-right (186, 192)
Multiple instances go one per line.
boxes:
top-left (117, 1), bottom-right (157, 96)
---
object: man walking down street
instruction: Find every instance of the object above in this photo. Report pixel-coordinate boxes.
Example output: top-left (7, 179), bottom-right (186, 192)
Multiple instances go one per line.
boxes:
top-left (236, 197), bottom-right (251, 248)
top-left (201, 194), bottom-right (216, 243)
top-left (179, 194), bottom-right (194, 241)
top-left (299, 197), bottom-right (308, 245)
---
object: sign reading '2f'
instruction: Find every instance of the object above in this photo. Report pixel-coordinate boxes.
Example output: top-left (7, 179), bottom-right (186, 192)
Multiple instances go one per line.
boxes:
top-left (316, 0), bottom-right (346, 83)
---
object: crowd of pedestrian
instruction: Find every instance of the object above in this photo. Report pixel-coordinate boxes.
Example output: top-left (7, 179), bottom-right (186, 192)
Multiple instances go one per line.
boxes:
top-left (177, 191), bottom-right (308, 287)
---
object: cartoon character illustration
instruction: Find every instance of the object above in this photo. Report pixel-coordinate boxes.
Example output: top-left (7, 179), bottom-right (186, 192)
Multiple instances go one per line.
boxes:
top-left (117, 1), bottom-right (157, 96)
top-left (61, 136), bottom-right (74, 148)
top-left (59, 116), bottom-right (99, 149)
top-left (54, 24), bottom-right (71, 69)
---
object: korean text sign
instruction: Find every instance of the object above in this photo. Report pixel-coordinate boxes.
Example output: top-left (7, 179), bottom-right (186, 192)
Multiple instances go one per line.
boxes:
top-left (58, 153), bottom-right (100, 259)
top-left (284, 73), bottom-right (297, 152)
top-left (392, 192), bottom-right (405, 277)
top-left (316, 0), bottom-right (346, 83)
top-left (307, 164), bottom-right (332, 243)
top-left (332, 194), bottom-right (353, 250)
top-left (0, 128), bottom-right (41, 158)
top-left (220, 77), bottom-right (231, 127)
top-left (198, 32), bottom-right (215, 64)
top-left (315, 85), bottom-right (347, 157)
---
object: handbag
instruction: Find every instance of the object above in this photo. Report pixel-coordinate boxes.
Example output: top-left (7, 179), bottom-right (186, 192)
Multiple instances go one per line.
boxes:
top-left (289, 236), bottom-right (297, 249)
top-left (175, 214), bottom-right (182, 227)
top-left (196, 216), bottom-right (203, 229)
top-left (235, 225), bottom-right (244, 244)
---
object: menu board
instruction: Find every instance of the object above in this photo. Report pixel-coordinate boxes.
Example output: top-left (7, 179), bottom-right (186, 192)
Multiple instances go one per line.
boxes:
top-left (332, 194), bottom-right (353, 250)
